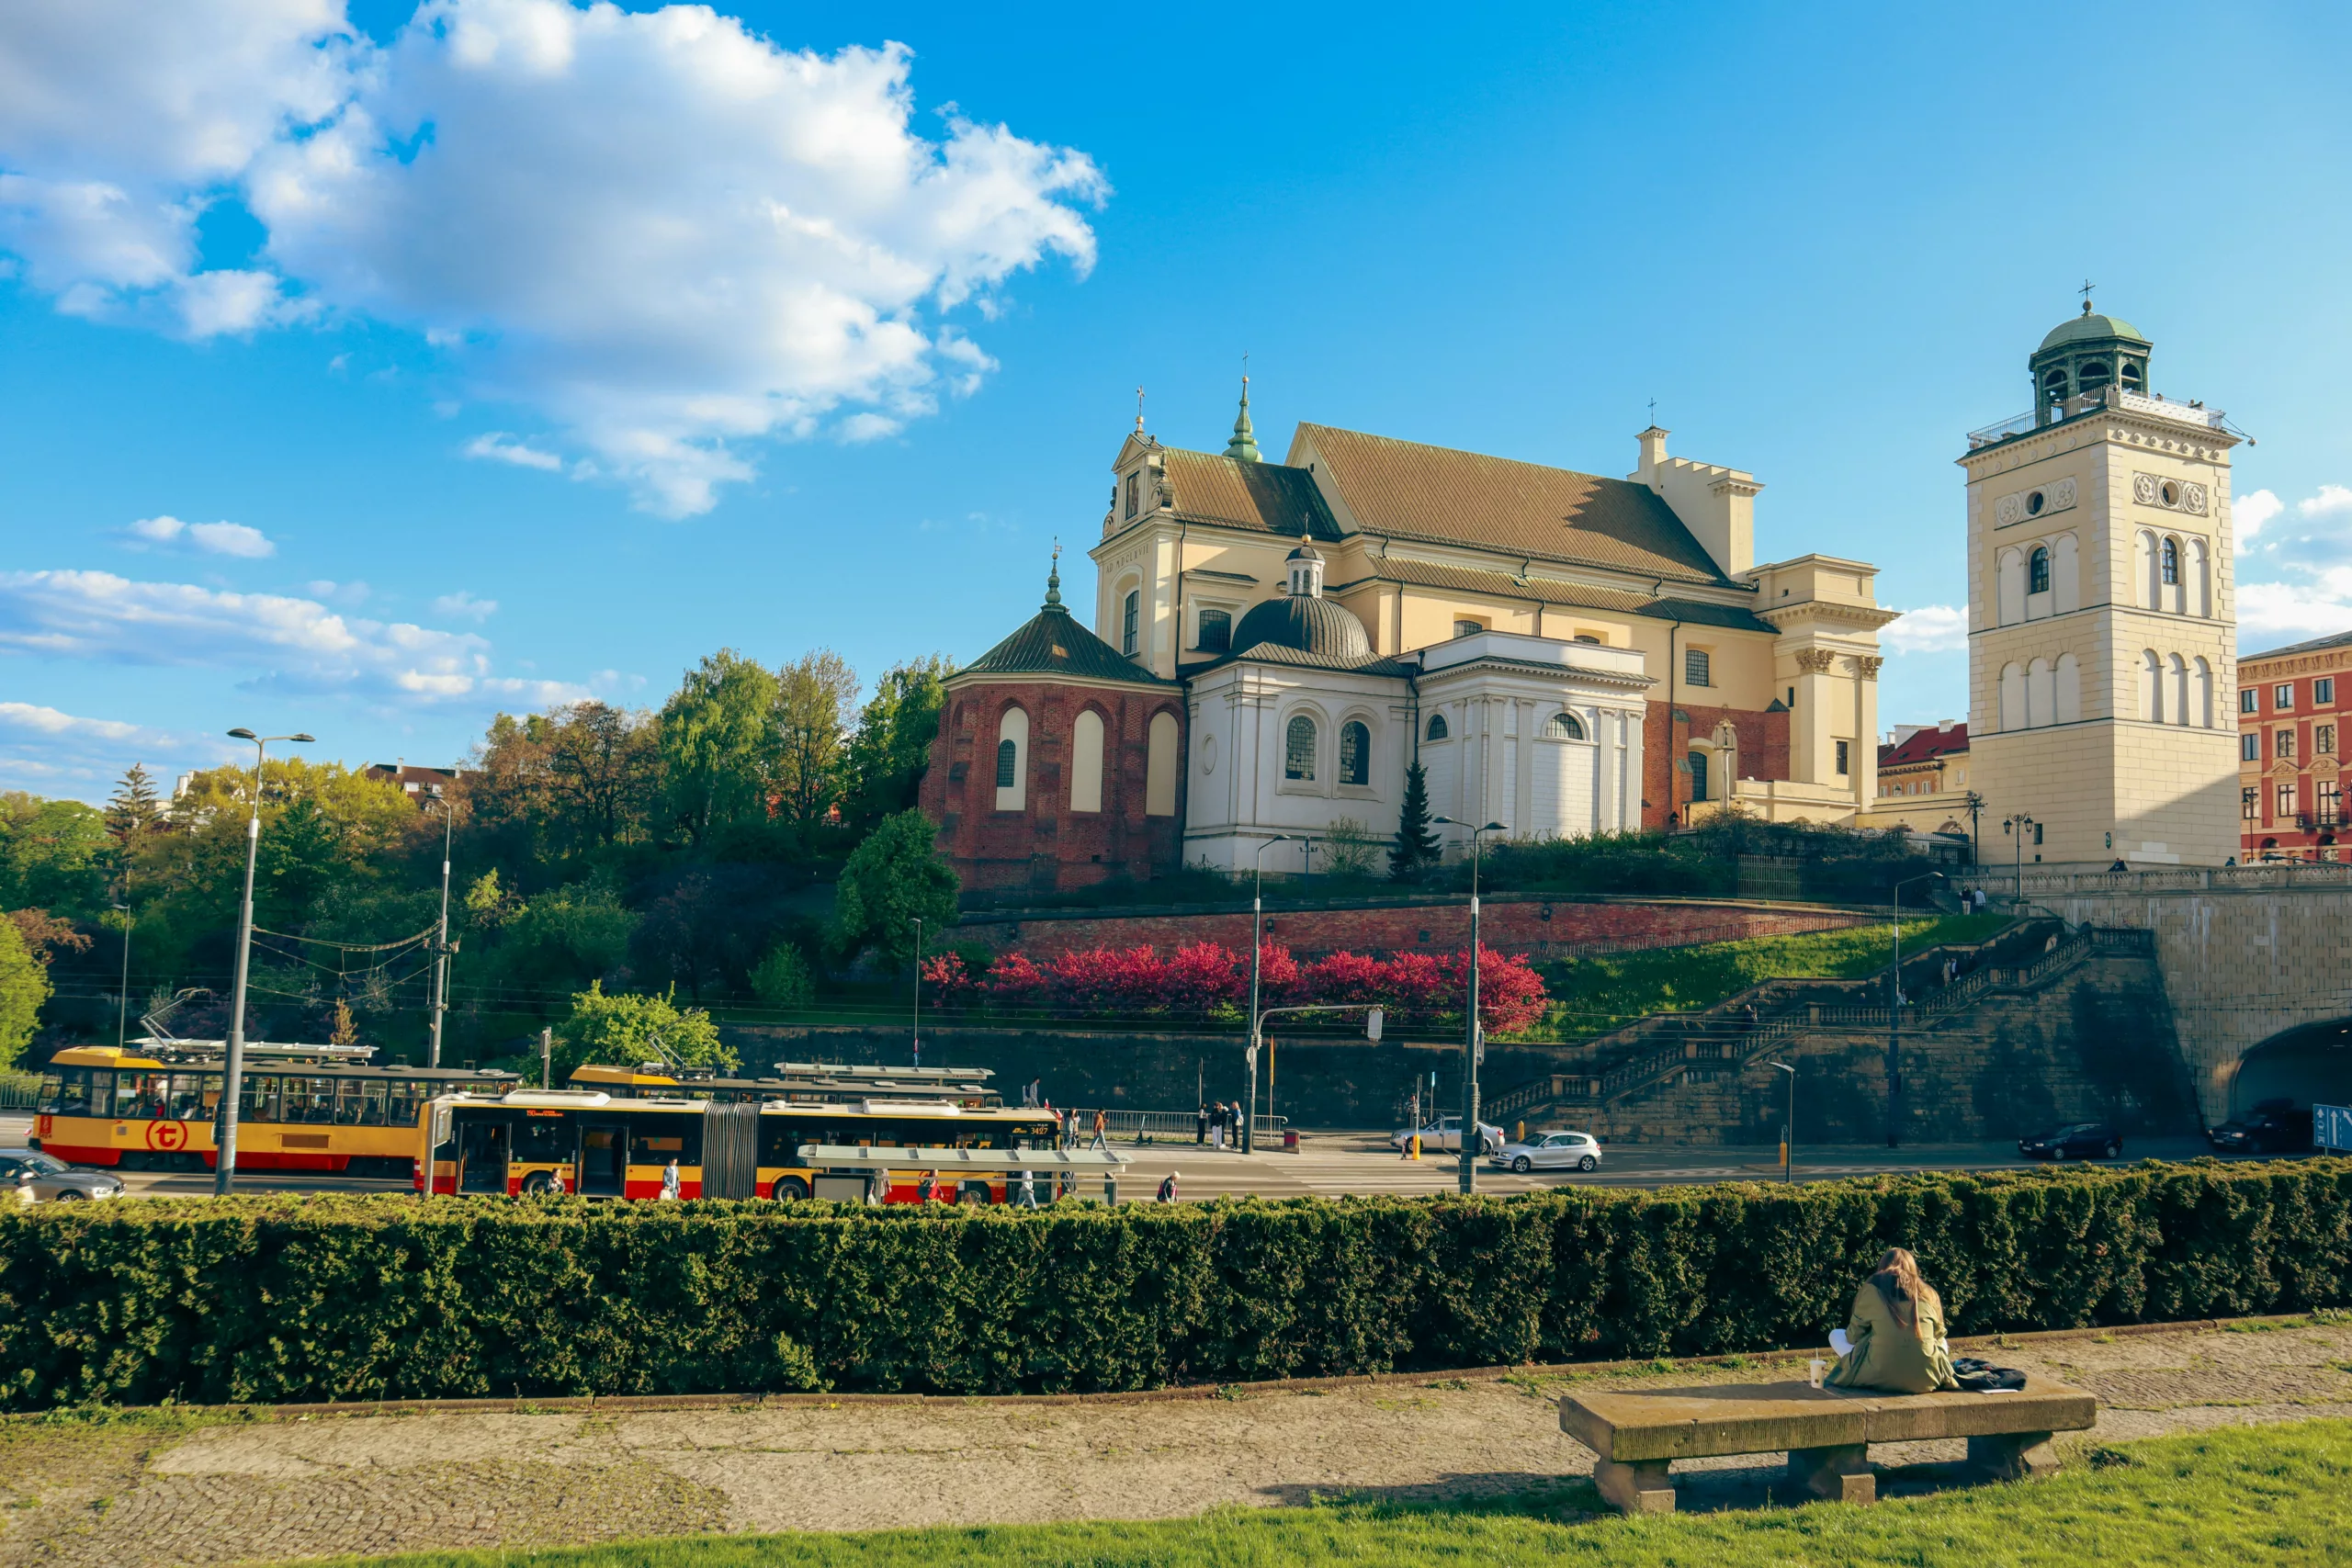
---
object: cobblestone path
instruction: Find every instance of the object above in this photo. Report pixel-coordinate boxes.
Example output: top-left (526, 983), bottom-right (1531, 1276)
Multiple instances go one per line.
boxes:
top-left (2, 1318), bottom-right (2346, 1566)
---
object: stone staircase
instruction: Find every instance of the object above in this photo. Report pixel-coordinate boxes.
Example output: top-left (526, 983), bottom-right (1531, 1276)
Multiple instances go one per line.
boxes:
top-left (1485, 919), bottom-right (2147, 1127)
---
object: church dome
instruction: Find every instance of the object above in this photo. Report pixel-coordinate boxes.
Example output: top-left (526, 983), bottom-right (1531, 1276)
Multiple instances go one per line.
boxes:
top-left (1230, 594), bottom-right (1372, 660)
top-left (2039, 310), bottom-right (2147, 351)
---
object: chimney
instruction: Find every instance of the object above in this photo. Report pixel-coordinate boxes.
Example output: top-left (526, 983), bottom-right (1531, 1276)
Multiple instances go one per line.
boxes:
top-left (1635, 425), bottom-right (1669, 489)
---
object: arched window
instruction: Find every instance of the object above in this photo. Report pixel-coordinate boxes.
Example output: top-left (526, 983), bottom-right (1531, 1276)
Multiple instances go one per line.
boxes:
top-left (1121, 589), bottom-right (1141, 656)
top-left (1123, 471), bottom-right (1138, 519)
top-left (2169, 653), bottom-right (2190, 727)
top-left (2029, 547), bottom-right (2051, 596)
top-left (1687, 750), bottom-right (1710, 803)
top-left (2078, 358), bottom-right (2110, 391)
top-left (996, 739), bottom-right (1016, 788)
top-left (1340, 720), bottom-right (1371, 786)
top-left (1069, 709), bottom-right (1105, 813)
top-left (2135, 531), bottom-right (2158, 608)
top-left (1453, 619), bottom-right (1483, 639)
top-left (995, 705), bottom-right (1029, 810)
top-left (1573, 634), bottom-right (1601, 645)
top-left (1146, 711), bottom-right (1180, 816)
top-left (2190, 538), bottom-right (2211, 617)
top-left (2141, 650), bottom-right (2164, 723)
top-left (1548, 712), bottom-right (1585, 739)
top-left (1996, 547), bottom-right (2026, 625)
top-left (2193, 657), bottom-right (2214, 729)
top-left (1426, 712), bottom-right (1449, 742)
top-left (1197, 607), bottom-right (1231, 653)
top-left (2162, 536), bottom-right (2179, 586)
top-left (1284, 715), bottom-right (1317, 781)
top-left (2121, 358), bottom-right (2145, 391)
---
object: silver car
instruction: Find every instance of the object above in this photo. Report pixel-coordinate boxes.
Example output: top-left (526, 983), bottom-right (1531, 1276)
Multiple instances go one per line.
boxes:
top-left (0, 1150), bottom-right (125, 1201)
top-left (1390, 1115), bottom-right (1506, 1154)
top-left (1490, 1130), bottom-right (1602, 1174)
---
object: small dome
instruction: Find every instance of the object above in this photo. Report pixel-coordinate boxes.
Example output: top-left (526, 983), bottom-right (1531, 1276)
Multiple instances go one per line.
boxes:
top-left (2039, 310), bottom-right (2147, 352)
top-left (1230, 594), bottom-right (1372, 660)
top-left (1286, 541), bottom-right (1323, 562)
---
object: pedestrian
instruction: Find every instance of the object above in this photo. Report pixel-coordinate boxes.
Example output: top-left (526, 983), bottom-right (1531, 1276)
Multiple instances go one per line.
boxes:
top-left (916, 1169), bottom-right (938, 1204)
top-left (1016, 1166), bottom-right (1036, 1208)
top-left (660, 1157), bottom-right (681, 1201)
top-left (1158, 1170), bottom-right (1179, 1202)
top-left (1195, 1103), bottom-right (1208, 1145)
top-left (1089, 1108), bottom-right (1109, 1152)
top-left (1212, 1102), bottom-right (1227, 1151)
top-left (1742, 1002), bottom-right (1758, 1033)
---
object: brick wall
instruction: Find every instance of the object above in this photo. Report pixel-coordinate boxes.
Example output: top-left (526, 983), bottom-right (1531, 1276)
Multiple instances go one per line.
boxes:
top-left (949, 897), bottom-right (1859, 961)
top-left (1643, 700), bottom-right (1791, 829)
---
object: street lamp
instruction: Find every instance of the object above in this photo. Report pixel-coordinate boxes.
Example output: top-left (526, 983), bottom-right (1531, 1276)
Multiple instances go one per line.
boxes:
top-left (215, 728), bottom-right (314, 1197)
top-left (1770, 1059), bottom-right (1796, 1183)
top-left (1243, 835), bottom-right (1293, 1154)
top-left (910, 917), bottom-right (924, 1071)
top-left (2002, 814), bottom-right (2037, 912)
top-left (424, 784), bottom-right (457, 1068)
top-left (1433, 815), bottom-right (1507, 1194)
top-left (110, 902), bottom-right (131, 1051)
top-left (1886, 871), bottom-right (1945, 1149)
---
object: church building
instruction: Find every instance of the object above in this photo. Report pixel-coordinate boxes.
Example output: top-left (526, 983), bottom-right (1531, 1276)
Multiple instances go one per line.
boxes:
top-left (923, 389), bottom-right (1898, 892)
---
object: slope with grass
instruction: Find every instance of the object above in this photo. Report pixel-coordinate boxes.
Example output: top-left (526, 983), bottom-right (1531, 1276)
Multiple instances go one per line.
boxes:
top-left (284, 1417), bottom-right (2352, 1568)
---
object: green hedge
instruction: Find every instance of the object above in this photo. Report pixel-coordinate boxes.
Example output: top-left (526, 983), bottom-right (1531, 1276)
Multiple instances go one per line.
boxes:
top-left (2, 1161), bottom-right (2346, 1409)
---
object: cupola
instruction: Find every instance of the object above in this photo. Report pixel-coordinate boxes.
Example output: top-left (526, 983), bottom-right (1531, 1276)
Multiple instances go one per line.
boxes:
top-left (2030, 296), bottom-right (2151, 426)
top-left (1284, 537), bottom-right (1325, 598)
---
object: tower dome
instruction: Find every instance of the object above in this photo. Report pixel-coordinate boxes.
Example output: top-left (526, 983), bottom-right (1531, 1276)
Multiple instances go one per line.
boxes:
top-left (2030, 297), bottom-right (2153, 426)
top-left (1229, 595), bottom-right (1373, 660)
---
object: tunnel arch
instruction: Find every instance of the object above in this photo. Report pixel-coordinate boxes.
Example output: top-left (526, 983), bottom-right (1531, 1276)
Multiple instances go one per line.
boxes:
top-left (2228, 1018), bottom-right (2352, 1120)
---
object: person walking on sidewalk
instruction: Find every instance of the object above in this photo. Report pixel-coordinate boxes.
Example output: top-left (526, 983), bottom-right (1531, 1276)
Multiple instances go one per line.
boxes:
top-left (1016, 1166), bottom-right (1037, 1208)
top-left (660, 1158), bottom-right (681, 1201)
top-left (1088, 1109), bottom-right (1109, 1151)
top-left (1195, 1104), bottom-right (1208, 1145)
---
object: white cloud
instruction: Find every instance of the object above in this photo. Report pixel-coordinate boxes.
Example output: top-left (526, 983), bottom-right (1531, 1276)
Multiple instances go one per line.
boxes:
top-left (0, 0), bottom-right (1104, 515)
top-left (303, 578), bottom-right (370, 605)
top-left (2235, 488), bottom-right (2282, 554)
top-left (1883, 604), bottom-right (1968, 654)
top-left (0, 700), bottom-right (141, 741)
top-left (123, 513), bottom-right (277, 558)
top-left (2298, 484), bottom-right (2352, 518)
top-left (0, 699), bottom-right (196, 798)
top-left (463, 432), bottom-right (563, 471)
top-left (2238, 571), bottom-right (2352, 649)
top-left (2234, 480), bottom-right (2352, 649)
top-left (432, 590), bottom-right (498, 621)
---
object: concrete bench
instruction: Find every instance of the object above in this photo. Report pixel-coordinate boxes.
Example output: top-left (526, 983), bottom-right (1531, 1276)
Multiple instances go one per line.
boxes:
top-left (1560, 1375), bottom-right (2097, 1513)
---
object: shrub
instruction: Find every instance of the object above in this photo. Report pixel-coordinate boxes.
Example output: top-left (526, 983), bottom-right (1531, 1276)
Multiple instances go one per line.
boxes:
top-left (0, 1162), bottom-right (2343, 1408)
top-left (748, 943), bottom-right (815, 1008)
top-left (551, 981), bottom-right (735, 1082)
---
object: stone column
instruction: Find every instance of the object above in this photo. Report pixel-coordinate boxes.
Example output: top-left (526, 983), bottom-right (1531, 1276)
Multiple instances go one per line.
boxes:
top-left (1852, 656), bottom-right (1883, 810)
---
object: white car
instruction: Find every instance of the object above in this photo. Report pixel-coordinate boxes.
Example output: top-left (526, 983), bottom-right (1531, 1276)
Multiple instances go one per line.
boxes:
top-left (1490, 1130), bottom-right (1602, 1174)
top-left (1390, 1116), bottom-right (1505, 1154)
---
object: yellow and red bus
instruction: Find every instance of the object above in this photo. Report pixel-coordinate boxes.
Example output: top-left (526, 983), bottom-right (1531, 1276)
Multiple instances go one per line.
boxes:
top-left (34, 1043), bottom-right (518, 1176)
top-left (419, 1089), bottom-right (1068, 1201)
top-left (565, 1061), bottom-right (1001, 1107)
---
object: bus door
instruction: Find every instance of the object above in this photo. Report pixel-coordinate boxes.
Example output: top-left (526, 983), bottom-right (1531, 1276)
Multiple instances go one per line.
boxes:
top-left (458, 1118), bottom-right (510, 1195)
top-left (578, 1122), bottom-right (628, 1197)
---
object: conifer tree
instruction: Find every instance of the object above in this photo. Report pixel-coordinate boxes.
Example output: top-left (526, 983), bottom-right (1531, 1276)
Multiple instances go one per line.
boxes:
top-left (104, 763), bottom-right (163, 843)
top-left (1390, 762), bottom-right (1441, 880)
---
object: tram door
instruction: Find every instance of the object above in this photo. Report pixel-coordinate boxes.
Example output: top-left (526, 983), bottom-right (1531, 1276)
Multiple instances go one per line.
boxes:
top-left (578, 1123), bottom-right (628, 1197)
top-left (458, 1119), bottom-right (509, 1194)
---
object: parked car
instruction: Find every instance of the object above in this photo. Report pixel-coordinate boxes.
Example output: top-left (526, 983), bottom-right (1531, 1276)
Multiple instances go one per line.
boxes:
top-left (2207, 1105), bottom-right (2312, 1155)
top-left (2017, 1122), bottom-right (2121, 1160)
top-left (0, 1149), bottom-right (126, 1201)
top-left (1490, 1130), bottom-right (1602, 1174)
top-left (1391, 1115), bottom-right (1505, 1154)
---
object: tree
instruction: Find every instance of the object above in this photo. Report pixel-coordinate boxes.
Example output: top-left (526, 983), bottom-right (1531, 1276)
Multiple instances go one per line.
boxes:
top-left (749, 943), bottom-right (815, 1008)
top-left (660, 649), bottom-right (781, 844)
top-left (0, 918), bottom-right (48, 1069)
top-left (542, 701), bottom-right (660, 848)
top-left (829, 809), bottom-right (959, 971)
top-left (550, 981), bottom-right (734, 1083)
top-left (771, 649), bottom-right (861, 838)
top-left (1391, 762), bottom-right (1442, 880)
top-left (256, 795), bottom-right (345, 928)
top-left (0, 793), bottom-right (111, 920)
top-left (105, 764), bottom-right (164, 844)
top-left (840, 656), bottom-right (952, 833)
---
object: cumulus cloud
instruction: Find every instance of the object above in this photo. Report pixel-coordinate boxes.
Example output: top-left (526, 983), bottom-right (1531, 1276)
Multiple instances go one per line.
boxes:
top-left (2239, 571), bottom-right (2352, 649)
top-left (464, 432), bottom-right (563, 471)
top-left (0, 699), bottom-right (192, 796)
top-left (0, 700), bottom-right (141, 741)
top-left (432, 590), bottom-right (498, 621)
top-left (2298, 484), bottom-right (2352, 520)
top-left (1883, 604), bottom-right (1968, 654)
top-left (123, 513), bottom-right (277, 558)
top-left (0, 0), bottom-right (1104, 515)
top-left (2235, 488), bottom-right (2282, 554)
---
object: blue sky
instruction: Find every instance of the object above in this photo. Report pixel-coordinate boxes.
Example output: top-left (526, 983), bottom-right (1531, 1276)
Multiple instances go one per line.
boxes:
top-left (5, 0), bottom-right (2350, 800)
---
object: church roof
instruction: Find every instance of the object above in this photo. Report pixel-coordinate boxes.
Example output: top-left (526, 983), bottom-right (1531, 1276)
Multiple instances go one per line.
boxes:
top-left (1231, 593), bottom-right (1372, 661)
top-left (1293, 423), bottom-right (1737, 586)
top-left (1197, 641), bottom-right (1418, 678)
top-left (958, 579), bottom-right (1176, 688)
top-left (1158, 447), bottom-right (1344, 538)
top-left (1327, 558), bottom-right (1779, 635)
top-left (2038, 310), bottom-right (2148, 352)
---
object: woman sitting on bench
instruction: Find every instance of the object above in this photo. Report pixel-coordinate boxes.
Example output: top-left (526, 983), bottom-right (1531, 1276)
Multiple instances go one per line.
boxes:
top-left (1826, 1247), bottom-right (1959, 1394)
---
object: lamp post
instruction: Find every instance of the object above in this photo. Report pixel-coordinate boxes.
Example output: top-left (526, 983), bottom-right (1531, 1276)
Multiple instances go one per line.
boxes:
top-left (110, 902), bottom-right (131, 1051)
top-left (424, 784), bottom-right (456, 1068)
top-left (1244, 835), bottom-right (1293, 1154)
top-left (1433, 815), bottom-right (1507, 1193)
top-left (215, 728), bottom-right (314, 1197)
top-left (2001, 813), bottom-right (2037, 912)
top-left (1886, 871), bottom-right (1945, 1149)
top-left (1770, 1059), bottom-right (1796, 1183)
top-left (1964, 791), bottom-right (1986, 868)
top-left (910, 917), bottom-right (924, 1071)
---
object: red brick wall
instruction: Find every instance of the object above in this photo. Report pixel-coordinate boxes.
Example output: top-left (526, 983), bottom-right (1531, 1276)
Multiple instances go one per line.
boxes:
top-left (922, 679), bottom-right (1186, 893)
top-left (950, 897), bottom-right (1857, 961)
top-left (1644, 701), bottom-right (1788, 829)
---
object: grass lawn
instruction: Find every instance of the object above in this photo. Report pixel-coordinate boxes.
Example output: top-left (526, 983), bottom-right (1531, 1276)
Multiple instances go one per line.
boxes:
top-left (283, 1417), bottom-right (2352, 1567)
top-left (1540, 913), bottom-right (2009, 1040)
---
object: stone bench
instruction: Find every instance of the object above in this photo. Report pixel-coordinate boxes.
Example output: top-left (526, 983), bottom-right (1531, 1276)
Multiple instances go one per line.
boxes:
top-left (1560, 1375), bottom-right (2097, 1513)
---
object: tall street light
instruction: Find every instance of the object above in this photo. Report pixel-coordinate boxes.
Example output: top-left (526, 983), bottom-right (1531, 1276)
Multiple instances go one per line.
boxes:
top-left (1885, 871), bottom-right (1945, 1149)
top-left (910, 916), bottom-right (925, 1071)
top-left (1244, 834), bottom-right (1292, 1155)
top-left (110, 901), bottom-right (131, 1050)
top-left (2002, 813), bottom-right (2037, 911)
top-left (215, 728), bottom-right (314, 1196)
top-left (1434, 815), bottom-right (1507, 1194)
top-left (1770, 1059), bottom-right (1796, 1183)
top-left (424, 784), bottom-right (456, 1068)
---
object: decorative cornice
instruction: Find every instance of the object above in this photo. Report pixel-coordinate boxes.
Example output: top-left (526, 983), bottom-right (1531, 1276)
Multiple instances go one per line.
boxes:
top-left (1852, 655), bottom-right (1884, 680)
top-left (1760, 600), bottom-right (1902, 633)
top-left (1793, 649), bottom-right (1838, 674)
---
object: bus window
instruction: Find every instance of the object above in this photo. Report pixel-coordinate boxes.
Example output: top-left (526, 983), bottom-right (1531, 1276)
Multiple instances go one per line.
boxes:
top-left (242, 1075), bottom-right (282, 1122)
top-left (40, 1068), bottom-right (88, 1116)
top-left (334, 1079), bottom-right (369, 1125)
top-left (629, 1112), bottom-right (701, 1167)
top-left (284, 1077), bottom-right (335, 1124)
top-left (112, 1071), bottom-right (167, 1120)
top-left (355, 1079), bottom-right (389, 1126)
top-left (166, 1073), bottom-right (209, 1120)
top-left (514, 1114), bottom-right (571, 1162)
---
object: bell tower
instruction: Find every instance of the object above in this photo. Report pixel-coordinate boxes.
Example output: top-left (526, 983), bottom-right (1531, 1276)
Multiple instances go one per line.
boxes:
top-left (1962, 299), bottom-right (2241, 867)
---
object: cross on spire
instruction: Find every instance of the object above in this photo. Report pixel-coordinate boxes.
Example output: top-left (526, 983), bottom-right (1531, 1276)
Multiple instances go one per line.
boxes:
top-left (2078, 277), bottom-right (2097, 314)
top-left (1135, 387), bottom-right (1146, 433)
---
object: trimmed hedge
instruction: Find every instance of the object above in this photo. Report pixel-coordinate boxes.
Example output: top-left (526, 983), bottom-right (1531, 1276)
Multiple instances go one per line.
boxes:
top-left (2, 1161), bottom-right (2346, 1409)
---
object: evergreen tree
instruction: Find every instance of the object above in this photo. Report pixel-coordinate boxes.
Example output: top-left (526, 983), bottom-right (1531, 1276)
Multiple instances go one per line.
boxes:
top-left (104, 763), bottom-right (163, 843)
top-left (1390, 762), bottom-right (1442, 880)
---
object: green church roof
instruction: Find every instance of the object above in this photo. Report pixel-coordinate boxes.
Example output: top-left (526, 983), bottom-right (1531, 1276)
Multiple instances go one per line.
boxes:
top-left (956, 557), bottom-right (1178, 687)
top-left (2038, 309), bottom-right (2148, 352)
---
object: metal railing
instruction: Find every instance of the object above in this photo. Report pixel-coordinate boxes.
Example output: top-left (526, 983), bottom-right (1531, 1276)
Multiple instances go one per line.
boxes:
top-left (1980, 863), bottom-right (2352, 897)
top-left (0, 1075), bottom-right (41, 1111)
top-left (1967, 411), bottom-right (2036, 448)
top-left (1080, 1109), bottom-right (1287, 1145)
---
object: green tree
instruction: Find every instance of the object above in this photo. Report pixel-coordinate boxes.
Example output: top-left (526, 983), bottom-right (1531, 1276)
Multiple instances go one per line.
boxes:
top-left (494, 882), bottom-right (639, 992)
top-left (829, 809), bottom-right (958, 970)
top-left (772, 649), bottom-right (861, 839)
top-left (0, 918), bottom-right (49, 1069)
top-left (1390, 762), bottom-right (1441, 880)
top-left (748, 942), bottom-right (815, 1008)
top-left (0, 793), bottom-right (111, 919)
top-left (660, 649), bottom-right (782, 844)
top-left (550, 981), bottom-right (733, 1082)
top-left (840, 655), bottom-right (952, 833)
top-left (256, 796), bottom-right (345, 927)
top-left (104, 763), bottom-right (164, 845)
top-left (542, 701), bottom-right (660, 848)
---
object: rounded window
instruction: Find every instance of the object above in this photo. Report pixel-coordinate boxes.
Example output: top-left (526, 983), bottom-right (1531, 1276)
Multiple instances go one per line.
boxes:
top-left (2027, 490), bottom-right (2045, 516)
top-left (1425, 713), bottom-right (1449, 742)
top-left (1284, 716), bottom-right (1317, 782)
top-left (2029, 547), bottom-right (2051, 596)
top-left (1340, 721), bottom-right (1372, 786)
top-left (1548, 712), bottom-right (1585, 740)
top-left (2162, 536), bottom-right (2180, 585)
top-left (2161, 480), bottom-right (2180, 507)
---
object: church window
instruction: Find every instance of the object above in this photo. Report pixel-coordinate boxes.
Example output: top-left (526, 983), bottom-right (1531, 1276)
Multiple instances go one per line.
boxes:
top-left (1548, 712), bottom-right (1585, 740)
top-left (1284, 716), bottom-right (1317, 781)
top-left (1122, 590), bottom-right (1140, 656)
top-left (1198, 607), bottom-right (1231, 653)
top-left (2243, 788), bottom-right (2258, 821)
top-left (1686, 750), bottom-right (1710, 803)
top-left (1425, 713), bottom-right (1449, 742)
top-left (1453, 619), bottom-right (1484, 639)
top-left (2161, 537), bottom-right (2179, 586)
top-left (1340, 721), bottom-right (1371, 785)
top-left (995, 739), bottom-right (1016, 788)
top-left (1124, 472), bottom-right (1138, 519)
top-left (1835, 739), bottom-right (1850, 776)
top-left (2029, 547), bottom-right (2051, 595)
top-left (1684, 649), bottom-right (1711, 687)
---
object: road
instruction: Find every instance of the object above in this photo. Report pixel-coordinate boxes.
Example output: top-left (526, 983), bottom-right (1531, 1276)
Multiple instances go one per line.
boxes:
top-left (3, 1113), bottom-right (2272, 1201)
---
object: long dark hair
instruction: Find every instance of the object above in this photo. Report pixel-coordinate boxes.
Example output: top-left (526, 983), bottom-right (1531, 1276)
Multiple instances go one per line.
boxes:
top-left (1871, 1247), bottom-right (1939, 1328)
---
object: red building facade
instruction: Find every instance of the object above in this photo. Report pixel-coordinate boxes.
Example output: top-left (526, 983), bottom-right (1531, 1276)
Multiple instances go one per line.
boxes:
top-left (2238, 628), bottom-right (2350, 862)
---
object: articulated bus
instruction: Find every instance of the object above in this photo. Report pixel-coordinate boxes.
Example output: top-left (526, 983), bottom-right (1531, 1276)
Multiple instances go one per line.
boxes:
top-left (420, 1089), bottom-right (1066, 1201)
top-left (34, 1043), bottom-right (518, 1175)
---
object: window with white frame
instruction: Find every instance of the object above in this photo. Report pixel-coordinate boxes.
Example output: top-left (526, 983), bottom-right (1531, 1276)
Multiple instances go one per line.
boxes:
top-left (1284, 716), bottom-right (1317, 781)
top-left (2242, 733), bottom-right (2260, 761)
top-left (2319, 724), bottom-right (2337, 757)
top-left (2243, 787), bottom-right (2258, 821)
top-left (2277, 728), bottom-right (2296, 761)
top-left (2275, 683), bottom-right (2294, 709)
top-left (2241, 688), bottom-right (2258, 714)
top-left (1122, 590), bottom-right (1140, 656)
top-left (1425, 712), bottom-right (1448, 741)
top-left (2322, 781), bottom-right (2343, 825)
top-left (2278, 783), bottom-right (2297, 819)
top-left (1547, 712), bottom-right (1585, 739)
top-left (2320, 677), bottom-right (2337, 705)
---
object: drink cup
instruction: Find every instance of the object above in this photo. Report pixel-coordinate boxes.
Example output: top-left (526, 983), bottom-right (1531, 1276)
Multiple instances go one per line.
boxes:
top-left (1808, 1359), bottom-right (1826, 1388)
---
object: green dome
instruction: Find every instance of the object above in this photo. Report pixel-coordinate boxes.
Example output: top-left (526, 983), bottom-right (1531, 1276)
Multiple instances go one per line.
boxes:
top-left (2039, 310), bottom-right (2148, 352)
